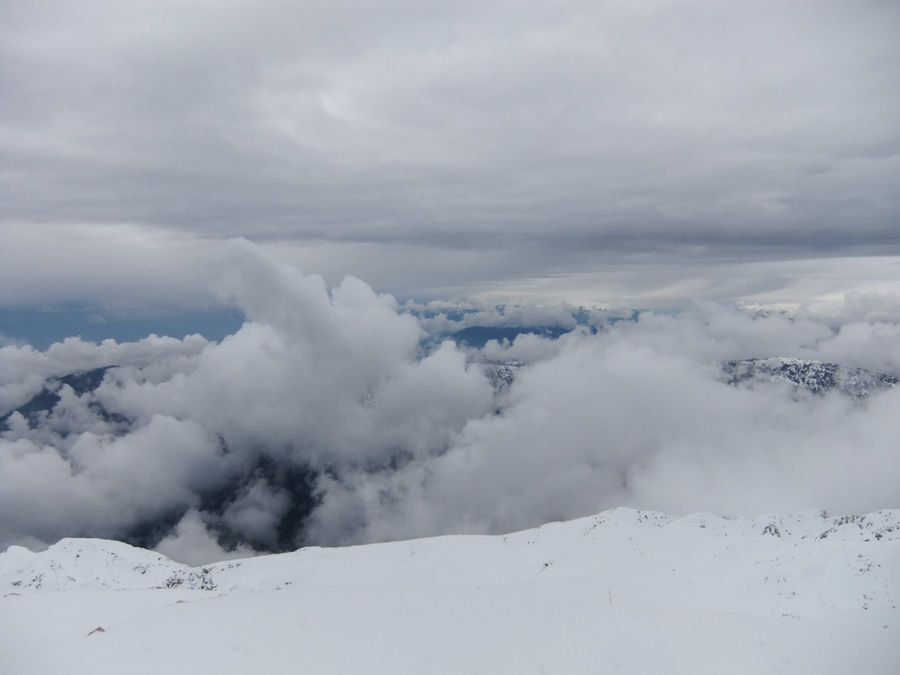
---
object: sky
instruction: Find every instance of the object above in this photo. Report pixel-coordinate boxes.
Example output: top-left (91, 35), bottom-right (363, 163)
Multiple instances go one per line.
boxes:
top-left (1, 0), bottom-right (899, 331)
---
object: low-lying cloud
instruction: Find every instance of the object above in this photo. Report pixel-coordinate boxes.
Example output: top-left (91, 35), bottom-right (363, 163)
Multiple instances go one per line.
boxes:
top-left (1, 240), bottom-right (898, 564)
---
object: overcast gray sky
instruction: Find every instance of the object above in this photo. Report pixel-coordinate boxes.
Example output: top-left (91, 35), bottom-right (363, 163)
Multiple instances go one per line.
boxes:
top-left (2, 0), bottom-right (899, 310)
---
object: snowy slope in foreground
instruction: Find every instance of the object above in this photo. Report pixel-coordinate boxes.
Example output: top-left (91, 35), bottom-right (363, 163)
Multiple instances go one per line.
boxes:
top-left (2, 508), bottom-right (899, 674)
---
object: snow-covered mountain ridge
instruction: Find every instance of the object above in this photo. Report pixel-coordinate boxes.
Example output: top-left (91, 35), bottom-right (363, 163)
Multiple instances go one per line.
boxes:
top-left (4, 507), bottom-right (898, 606)
top-left (3, 507), bottom-right (898, 674)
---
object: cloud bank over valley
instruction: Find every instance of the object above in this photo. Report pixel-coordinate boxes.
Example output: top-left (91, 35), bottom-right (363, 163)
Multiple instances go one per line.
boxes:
top-left (2, 241), bottom-right (899, 564)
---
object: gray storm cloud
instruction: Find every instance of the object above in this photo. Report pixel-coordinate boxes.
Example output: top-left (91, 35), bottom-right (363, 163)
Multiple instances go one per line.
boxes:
top-left (1, 241), bottom-right (899, 563)
top-left (1, 1), bottom-right (898, 306)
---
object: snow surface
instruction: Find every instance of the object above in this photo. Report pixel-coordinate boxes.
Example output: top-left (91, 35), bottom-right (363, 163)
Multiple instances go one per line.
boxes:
top-left (2, 507), bottom-right (899, 674)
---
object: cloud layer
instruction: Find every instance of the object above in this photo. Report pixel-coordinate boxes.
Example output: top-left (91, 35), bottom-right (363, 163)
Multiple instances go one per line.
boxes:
top-left (1, 1), bottom-right (898, 305)
top-left (2, 241), bottom-right (899, 562)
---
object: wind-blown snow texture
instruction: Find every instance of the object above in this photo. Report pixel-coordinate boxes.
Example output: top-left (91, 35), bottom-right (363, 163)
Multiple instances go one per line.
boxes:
top-left (2, 508), bottom-right (898, 674)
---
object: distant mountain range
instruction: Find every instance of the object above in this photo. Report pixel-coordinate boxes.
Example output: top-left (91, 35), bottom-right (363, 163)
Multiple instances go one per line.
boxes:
top-left (479, 355), bottom-right (898, 399)
top-left (5, 357), bottom-right (897, 434)
top-left (722, 358), bottom-right (898, 400)
top-left (0, 366), bottom-right (123, 433)
top-left (446, 325), bottom-right (573, 348)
